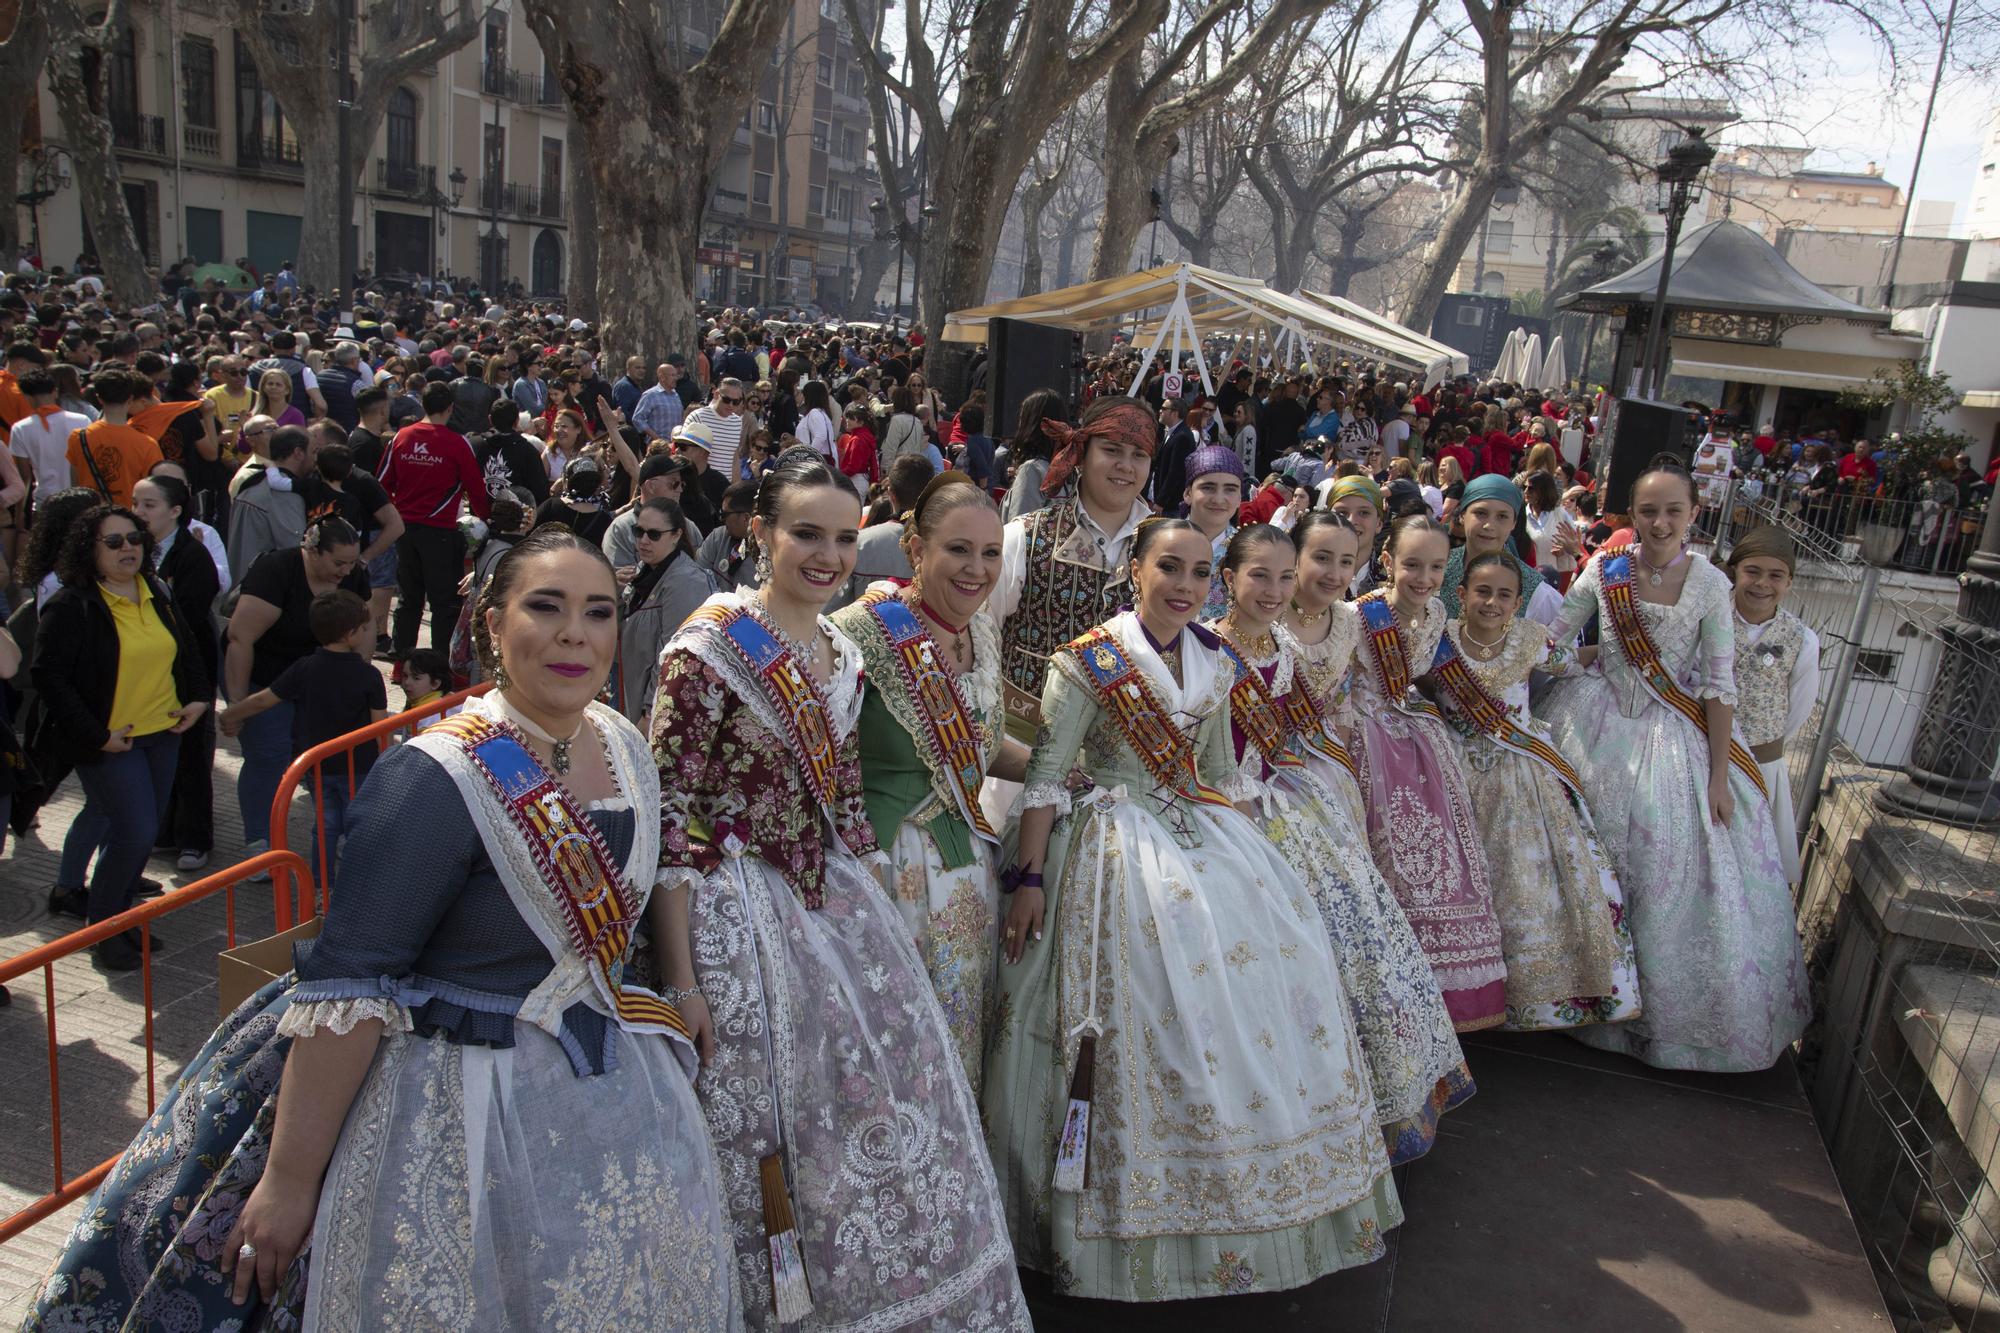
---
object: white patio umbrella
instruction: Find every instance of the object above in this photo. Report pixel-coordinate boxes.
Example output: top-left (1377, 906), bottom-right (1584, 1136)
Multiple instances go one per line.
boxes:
top-left (1491, 328), bottom-right (1524, 383)
top-left (1515, 333), bottom-right (1543, 389)
top-left (1537, 335), bottom-right (1567, 392)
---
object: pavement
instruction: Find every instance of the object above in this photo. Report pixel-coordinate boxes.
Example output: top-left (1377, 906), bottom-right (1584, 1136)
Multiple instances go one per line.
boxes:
top-left (0, 733), bottom-right (1891, 1329)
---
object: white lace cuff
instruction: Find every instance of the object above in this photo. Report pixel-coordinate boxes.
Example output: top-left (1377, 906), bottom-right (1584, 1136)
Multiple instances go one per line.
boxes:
top-left (1018, 780), bottom-right (1074, 817)
top-left (653, 866), bottom-right (705, 897)
top-left (275, 997), bottom-right (414, 1039)
top-left (1215, 771), bottom-right (1259, 803)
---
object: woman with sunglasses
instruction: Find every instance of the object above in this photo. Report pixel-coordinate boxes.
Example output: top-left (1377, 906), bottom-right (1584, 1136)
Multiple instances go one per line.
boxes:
top-left (27, 505), bottom-right (211, 971)
top-left (614, 497), bottom-right (715, 727)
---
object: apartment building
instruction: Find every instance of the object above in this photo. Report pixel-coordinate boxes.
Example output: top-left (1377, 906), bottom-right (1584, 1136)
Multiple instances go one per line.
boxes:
top-left (1968, 105), bottom-right (2000, 242)
top-left (1708, 146), bottom-right (1906, 239)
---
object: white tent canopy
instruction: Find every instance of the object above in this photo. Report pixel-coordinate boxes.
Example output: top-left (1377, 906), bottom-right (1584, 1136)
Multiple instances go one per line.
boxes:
top-left (941, 263), bottom-right (1465, 392)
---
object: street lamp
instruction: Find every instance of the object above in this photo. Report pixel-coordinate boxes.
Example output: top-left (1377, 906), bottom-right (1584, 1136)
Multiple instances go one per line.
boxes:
top-left (421, 167), bottom-right (468, 276)
top-left (1636, 127), bottom-right (1717, 399)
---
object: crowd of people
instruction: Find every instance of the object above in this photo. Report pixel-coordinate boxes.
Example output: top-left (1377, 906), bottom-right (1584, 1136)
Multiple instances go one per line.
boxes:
top-left (1, 267), bottom-right (1823, 1328)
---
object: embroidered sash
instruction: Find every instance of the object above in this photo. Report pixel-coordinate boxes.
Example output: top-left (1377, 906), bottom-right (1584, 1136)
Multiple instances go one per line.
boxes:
top-left (1599, 547), bottom-right (1768, 797)
top-left (1427, 632), bottom-right (1586, 802)
top-left (1064, 628), bottom-right (1234, 809)
top-left (860, 594), bottom-right (999, 848)
top-left (1278, 680), bottom-right (1360, 782)
top-left (685, 602), bottom-right (842, 812)
top-left (427, 713), bottom-right (690, 1042)
top-left (1356, 593), bottom-right (1443, 721)
top-left (1214, 640), bottom-right (1304, 772)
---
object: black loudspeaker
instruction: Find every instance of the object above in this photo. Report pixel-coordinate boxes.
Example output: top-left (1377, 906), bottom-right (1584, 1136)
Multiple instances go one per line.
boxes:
top-left (924, 339), bottom-right (976, 411)
top-left (988, 317), bottom-right (1076, 440)
top-left (1600, 396), bottom-right (1697, 516)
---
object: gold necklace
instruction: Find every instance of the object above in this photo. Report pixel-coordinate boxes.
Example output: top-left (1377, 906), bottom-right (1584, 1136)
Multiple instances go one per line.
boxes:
top-left (1292, 602), bottom-right (1330, 627)
top-left (1459, 623), bottom-right (1509, 658)
top-left (1224, 619), bottom-right (1278, 662)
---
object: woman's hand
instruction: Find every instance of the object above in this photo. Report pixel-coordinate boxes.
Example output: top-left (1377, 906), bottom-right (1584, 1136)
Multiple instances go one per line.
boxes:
top-left (615, 564), bottom-right (638, 585)
top-left (1002, 886), bottom-right (1045, 966)
top-left (1708, 773), bottom-right (1735, 826)
top-left (102, 724), bottom-right (135, 753)
top-left (221, 1170), bottom-right (319, 1305)
top-left (169, 701), bottom-right (209, 733)
top-left (678, 993), bottom-right (715, 1065)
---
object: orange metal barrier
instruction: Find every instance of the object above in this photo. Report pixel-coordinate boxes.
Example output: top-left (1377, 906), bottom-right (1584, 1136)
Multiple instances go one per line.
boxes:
top-left (267, 682), bottom-right (492, 928)
top-left (0, 849), bottom-right (315, 1245)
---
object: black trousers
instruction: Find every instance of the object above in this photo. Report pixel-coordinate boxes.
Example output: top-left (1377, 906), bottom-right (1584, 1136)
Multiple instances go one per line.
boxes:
top-left (162, 709), bottom-right (216, 853)
top-left (393, 523), bottom-right (465, 655)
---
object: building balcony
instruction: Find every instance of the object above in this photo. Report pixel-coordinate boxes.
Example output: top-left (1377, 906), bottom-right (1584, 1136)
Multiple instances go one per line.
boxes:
top-left (376, 159), bottom-right (435, 199)
top-left (237, 133), bottom-right (303, 174)
top-left (183, 123), bottom-right (222, 158)
top-left (477, 177), bottom-right (564, 220)
top-left (483, 60), bottom-right (566, 107)
top-left (110, 111), bottom-right (166, 156)
top-left (711, 187), bottom-right (748, 216)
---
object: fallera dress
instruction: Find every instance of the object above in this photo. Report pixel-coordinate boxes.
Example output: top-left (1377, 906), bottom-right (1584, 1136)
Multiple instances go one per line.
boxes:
top-left (1213, 619), bottom-right (1473, 1164)
top-left (1731, 607), bottom-right (1820, 884)
top-left (1437, 618), bottom-right (1641, 1031)
top-left (27, 691), bottom-right (741, 1332)
top-left (1348, 592), bottom-right (1508, 1032)
top-left (1540, 549), bottom-right (1810, 1072)
top-left (983, 611), bottom-right (1399, 1303)
top-left (829, 592), bottom-right (1006, 1096)
top-left (650, 591), bottom-right (1030, 1331)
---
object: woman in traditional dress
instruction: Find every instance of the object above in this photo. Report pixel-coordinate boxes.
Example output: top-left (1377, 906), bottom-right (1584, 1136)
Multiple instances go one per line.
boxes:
top-left (1439, 551), bottom-right (1641, 1031)
top-left (1282, 510), bottom-right (1368, 830)
top-left (1725, 526), bottom-right (1820, 885)
top-left (986, 517), bottom-right (1398, 1303)
top-left (1182, 443), bottom-right (1242, 619)
top-left (649, 451), bottom-right (1029, 1331)
top-left (1350, 514), bottom-right (1508, 1032)
top-left (29, 527), bottom-right (740, 1330)
top-left (828, 472), bottom-right (1024, 1095)
top-left (1438, 473), bottom-right (1566, 628)
top-left (1211, 522), bottom-right (1471, 1164)
top-left (1541, 462), bottom-right (1810, 1072)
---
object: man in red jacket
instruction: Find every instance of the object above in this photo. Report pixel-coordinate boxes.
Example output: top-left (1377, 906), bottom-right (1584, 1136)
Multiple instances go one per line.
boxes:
top-left (380, 380), bottom-right (490, 659)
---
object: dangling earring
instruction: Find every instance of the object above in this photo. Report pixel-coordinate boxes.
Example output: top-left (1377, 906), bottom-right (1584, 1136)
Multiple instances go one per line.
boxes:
top-left (755, 546), bottom-right (773, 586)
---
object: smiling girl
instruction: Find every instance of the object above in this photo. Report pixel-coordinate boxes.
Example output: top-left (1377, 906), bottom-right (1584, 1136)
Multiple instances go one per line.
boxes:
top-left (1351, 514), bottom-right (1507, 1032)
top-left (1212, 523), bottom-right (1470, 1165)
top-left (651, 450), bottom-right (1028, 1329)
top-left (1439, 552), bottom-right (1639, 1032)
top-left (1540, 462), bottom-right (1809, 1072)
top-left (829, 472), bottom-right (1028, 1093)
top-left (985, 517), bottom-right (1397, 1302)
top-left (1725, 526), bottom-right (1819, 885)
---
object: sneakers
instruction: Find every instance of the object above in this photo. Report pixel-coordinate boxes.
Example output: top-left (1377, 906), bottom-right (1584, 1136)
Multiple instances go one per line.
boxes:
top-left (48, 886), bottom-right (87, 920)
top-left (241, 839), bottom-right (273, 883)
top-left (177, 849), bottom-right (211, 872)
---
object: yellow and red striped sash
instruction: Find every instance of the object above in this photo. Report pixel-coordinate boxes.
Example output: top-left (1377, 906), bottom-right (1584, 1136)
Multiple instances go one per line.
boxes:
top-left (1598, 547), bottom-right (1767, 798)
top-left (685, 602), bottom-right (843, 813)
top-left (1357, 592), bottom-right (1444, 721)
top-left (429, 713), bottom-right (690, 1042)
top-left (1427, 631), bottom-right (1586, 802)
top-left (860, 593), bottom-right (999, 846)
top-left (1064, 628), bottom-right (1234, 808)
top-left (1214, 638), bottom-right (1305, 772)
top-left (1278, 680), bottom-right (1361, 782)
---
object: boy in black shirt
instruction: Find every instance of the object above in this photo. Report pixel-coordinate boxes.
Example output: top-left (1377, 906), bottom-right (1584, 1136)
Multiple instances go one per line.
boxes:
top-left (220, 590), bottom-right (388, 875)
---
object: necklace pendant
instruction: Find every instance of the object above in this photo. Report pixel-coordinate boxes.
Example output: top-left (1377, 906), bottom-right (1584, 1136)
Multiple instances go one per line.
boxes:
top-left (1649, 571), bottom-right (1663, 587)
top-left (552, 739), bottom-right (572, 775)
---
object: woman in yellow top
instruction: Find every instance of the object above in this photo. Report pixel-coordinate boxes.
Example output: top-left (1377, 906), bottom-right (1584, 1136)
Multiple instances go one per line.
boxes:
top-left (26, 505), bottom-right (212, 971)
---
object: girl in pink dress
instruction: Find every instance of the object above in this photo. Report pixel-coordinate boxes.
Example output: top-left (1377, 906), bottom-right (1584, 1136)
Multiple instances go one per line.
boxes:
top-left (1349, 514), bottom-right (1507, 1031)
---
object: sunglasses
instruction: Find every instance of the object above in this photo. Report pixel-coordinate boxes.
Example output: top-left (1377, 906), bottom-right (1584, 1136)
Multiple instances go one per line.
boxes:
top-left (98, 531), bottom-right (142, 549)
top-left (719, 395), bottom-right (745, 406)
top-left (636, 525), bottom-right (675, 541)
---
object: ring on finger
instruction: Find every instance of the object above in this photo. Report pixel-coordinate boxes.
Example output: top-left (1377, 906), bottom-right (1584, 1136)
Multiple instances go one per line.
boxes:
top-left (238, 1243), bottom-right (258, 1260)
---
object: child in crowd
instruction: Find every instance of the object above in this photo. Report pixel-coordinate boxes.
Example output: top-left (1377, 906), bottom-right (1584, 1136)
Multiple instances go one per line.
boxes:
top-left (220, 590), bottom-right (388, 874)
top-left (400, 648), bottom-right (461, 717)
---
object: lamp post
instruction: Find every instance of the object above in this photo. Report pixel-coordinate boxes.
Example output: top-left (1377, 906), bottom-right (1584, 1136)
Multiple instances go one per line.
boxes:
top-left (910, 201), bottom-right (937, 329)
top-left (423, 166), bottom-right (467, 274)
top-left (1637, 128), bottom-right (1716, 399)
top-left (1578, 240), bottom-right (1621, 385)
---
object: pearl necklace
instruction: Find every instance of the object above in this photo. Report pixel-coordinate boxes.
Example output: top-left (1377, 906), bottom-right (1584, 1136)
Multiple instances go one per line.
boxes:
top-left (1458, 623), bottom-right (1509, 660)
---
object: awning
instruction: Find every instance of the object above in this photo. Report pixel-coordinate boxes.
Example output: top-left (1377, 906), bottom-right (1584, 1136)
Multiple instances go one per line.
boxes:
top-left (1668, 338), bottom-right (1914, 392)
top-left (1962, 390), bottom-right (2000, 410)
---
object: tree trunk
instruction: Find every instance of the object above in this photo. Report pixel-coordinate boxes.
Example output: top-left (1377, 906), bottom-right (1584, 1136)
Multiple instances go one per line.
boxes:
top-left (1543, 213), bottom-right (1560, 301)
top-left (1055, 215), bottom-right (1083, 287)
top-left (43, 0), bottom-right (150, 308)
top-left (919, 124), bottom-right (1024, 330)
top-left (566, 146), bottom-right (598, 320)
top-left (1403, 165), bottom-right (1503, 332)
top-left (1016, 170), bottom-right (1063, 296)
top-left (848, 233), bottom-right (892, 315)
top-left (1268, 208), bottom-right (1314, 292)
top-left (1087, 139), bottom-right (1167, 283)
top-left (287, 103), bottom-right (344, 294)
top-left (0, 4), bottom-right (48, 267)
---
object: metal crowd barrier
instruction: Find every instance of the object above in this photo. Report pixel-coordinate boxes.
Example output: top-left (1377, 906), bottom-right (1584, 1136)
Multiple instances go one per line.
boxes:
top-left (0, 849), bottom-right (314, 1244)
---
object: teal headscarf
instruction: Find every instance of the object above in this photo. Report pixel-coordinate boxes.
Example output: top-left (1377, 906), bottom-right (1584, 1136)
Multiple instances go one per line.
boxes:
top-left (1442, 473), bottom-right (1543, 618)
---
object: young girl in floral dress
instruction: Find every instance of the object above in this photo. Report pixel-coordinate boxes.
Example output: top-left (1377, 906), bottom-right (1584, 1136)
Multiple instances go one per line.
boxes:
top-left (1212, 522), bottom-right (1471, 1164)
top-left (985, 518), bottom-right (1398, 1303)
top-left (1540, 463), bottom-right (1809, 1072)
top-left (1440, 551), bottom-right (1641, 1031)
top-left (1350, 514), bottom-right (1508, 1032)
top-left (650, 451), bottom-right (1029, 1329)
top-left (1725, 525), bottom-right (1820, 884)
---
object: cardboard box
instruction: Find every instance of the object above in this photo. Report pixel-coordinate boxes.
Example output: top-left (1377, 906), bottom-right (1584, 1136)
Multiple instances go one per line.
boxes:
top-left (217, 917), bottom-right (322, 1018)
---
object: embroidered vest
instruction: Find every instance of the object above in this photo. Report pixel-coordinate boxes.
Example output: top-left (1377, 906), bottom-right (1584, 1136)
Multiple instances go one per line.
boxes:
top-left (1733, 610), bottom-right (1806, 748)
top-left (1002, 500), bottom-right (1125, 709)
